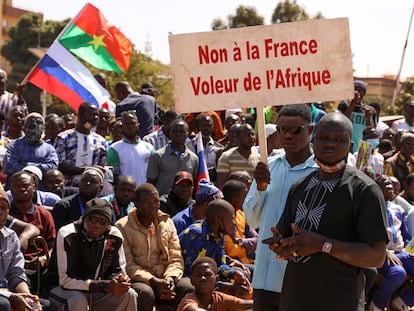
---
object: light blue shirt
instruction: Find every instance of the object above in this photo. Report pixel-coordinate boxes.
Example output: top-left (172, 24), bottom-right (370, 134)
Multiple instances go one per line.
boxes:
top-left (243, 153), bottom-right (318, 293)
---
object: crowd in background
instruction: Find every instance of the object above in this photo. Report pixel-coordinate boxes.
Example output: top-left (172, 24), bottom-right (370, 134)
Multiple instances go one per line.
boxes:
top-left (0, 68), bottom-right (413, 311)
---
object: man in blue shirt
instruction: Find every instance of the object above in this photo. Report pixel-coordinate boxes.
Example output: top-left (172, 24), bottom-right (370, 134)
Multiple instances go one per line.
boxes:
top-left (243, 104), bottom-right (318, 310)
top-left (3, 113), bottom-right (58, 189)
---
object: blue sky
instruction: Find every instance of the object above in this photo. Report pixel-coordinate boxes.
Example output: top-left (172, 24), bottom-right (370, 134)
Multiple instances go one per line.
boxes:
top-left (14, 0), bottom-right (414, 79)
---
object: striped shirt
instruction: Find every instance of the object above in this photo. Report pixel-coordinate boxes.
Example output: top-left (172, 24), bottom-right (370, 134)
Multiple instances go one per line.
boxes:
top-left (54, 129), bottom-right (107, 186)
top-left (142, 127), bottom-right (169, 151)
top-left (216, 146), bottom-right (261, 178)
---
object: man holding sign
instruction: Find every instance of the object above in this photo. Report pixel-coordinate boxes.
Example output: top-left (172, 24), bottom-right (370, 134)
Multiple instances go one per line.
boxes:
top-left (243, 104), bottom-right (317, 310)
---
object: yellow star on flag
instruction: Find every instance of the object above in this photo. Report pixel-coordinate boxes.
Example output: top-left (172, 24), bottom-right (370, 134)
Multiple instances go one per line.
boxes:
top-left (88, 34), bottom-right (107, 51)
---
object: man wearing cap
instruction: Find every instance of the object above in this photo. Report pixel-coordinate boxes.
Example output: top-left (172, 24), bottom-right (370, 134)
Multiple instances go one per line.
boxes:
top-left (3, 112), bottom-right (59, 189)
top-left (392, 99), bottom-right (414, 132)
top-left (337, 79), bottom-right (377, 153)
top-left (172, 179), bottom-right (223, 235)
top-left (115, 183), bottom-right (192, 311)
top-left (48, 198), bottom-right (137, 311)
top-left (52, 167), bottom-right (103, 231)
top-left (160, 171), bottom-right (195, 217)
top-left (261, 124), bottom-right (282, 157)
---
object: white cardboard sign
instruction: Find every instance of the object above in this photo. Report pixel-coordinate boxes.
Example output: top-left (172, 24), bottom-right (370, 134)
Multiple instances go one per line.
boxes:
top-left (169, 18), bottom-right (354, 113)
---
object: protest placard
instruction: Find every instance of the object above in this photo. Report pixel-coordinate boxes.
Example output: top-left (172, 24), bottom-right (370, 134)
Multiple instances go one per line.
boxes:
top-left (169, 18), bottom-right (354, 161)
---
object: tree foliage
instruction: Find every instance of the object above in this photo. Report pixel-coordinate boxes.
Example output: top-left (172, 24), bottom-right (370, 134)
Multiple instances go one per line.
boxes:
top-left (393, 77), bottom-right (414, 114)
top-left (271, 0), bottom-right (323, 24)
top-left (1, 13), bottom-right (173, 115)
top-left (211, 5), bottom-right (264, 30)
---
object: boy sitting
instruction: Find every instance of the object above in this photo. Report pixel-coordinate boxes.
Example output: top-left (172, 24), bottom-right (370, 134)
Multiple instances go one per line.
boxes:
top-left (177, 256), bottom-right (253, 311)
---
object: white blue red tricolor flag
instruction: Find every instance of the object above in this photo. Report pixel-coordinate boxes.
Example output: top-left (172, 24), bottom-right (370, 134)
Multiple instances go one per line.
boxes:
top-left (27, 41), bottom-right (110, 111)
top-left (195, 132), bottom-right (209, 192)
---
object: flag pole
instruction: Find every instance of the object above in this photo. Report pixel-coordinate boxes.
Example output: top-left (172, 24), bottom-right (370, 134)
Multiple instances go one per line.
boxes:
top-left (20, 2), bottom-right (89, 85)
top-left (390, 3), bottom-right (414, 113)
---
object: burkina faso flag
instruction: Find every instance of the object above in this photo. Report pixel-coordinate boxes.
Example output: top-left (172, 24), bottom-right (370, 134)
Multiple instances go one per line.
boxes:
top-left (59, 3), bottom-right (131, 73)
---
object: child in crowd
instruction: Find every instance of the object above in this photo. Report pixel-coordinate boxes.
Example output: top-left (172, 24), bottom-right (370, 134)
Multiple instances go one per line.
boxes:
top-left (177, 256), bottom-right (253, 311)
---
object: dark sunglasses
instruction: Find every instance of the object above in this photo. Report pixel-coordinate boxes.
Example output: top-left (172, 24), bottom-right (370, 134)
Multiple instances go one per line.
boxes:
top-left (276, 124), bottom-right (309, 135)
top-left (86, 215), bottom-right (109, 226)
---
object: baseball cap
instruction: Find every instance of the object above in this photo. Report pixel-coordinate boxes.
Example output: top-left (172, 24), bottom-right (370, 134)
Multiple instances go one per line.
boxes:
top-left (83, 198), bottom-right (113, 223)
top-left (174, 171), bottom-right (194, 186)
top-left (195, 180), bottom-right (223, 204)
top-left (354, 80), bottom-right (366, 91)
top-left (23, 165), bottom-right (43, 181)
top-left (265, 124), bottom-right (278, 138)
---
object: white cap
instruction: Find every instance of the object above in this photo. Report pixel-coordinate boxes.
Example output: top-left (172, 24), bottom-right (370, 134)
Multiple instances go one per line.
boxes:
top-left (265, 124), bottom-right (278, 138)
top-left (225, 108), bottom-right (243, 119)
top-left (23, 165), bottom-right (43, 181)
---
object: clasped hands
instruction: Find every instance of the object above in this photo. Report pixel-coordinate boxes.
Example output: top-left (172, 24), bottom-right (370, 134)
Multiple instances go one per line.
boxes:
top-left (265, 224), bottom-right (325, 259)
top-left (150, 276), bottom-right (176, 300)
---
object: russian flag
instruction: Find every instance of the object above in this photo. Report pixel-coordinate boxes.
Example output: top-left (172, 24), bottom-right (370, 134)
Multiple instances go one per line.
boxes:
top-left (27, 41), bottom-right (110, 111)
top-left (195, 132), bottom-right (210, 192)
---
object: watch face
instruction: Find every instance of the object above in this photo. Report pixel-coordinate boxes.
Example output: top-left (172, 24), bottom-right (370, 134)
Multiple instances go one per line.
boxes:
top-left (322, 241), bottom-right (332, 253)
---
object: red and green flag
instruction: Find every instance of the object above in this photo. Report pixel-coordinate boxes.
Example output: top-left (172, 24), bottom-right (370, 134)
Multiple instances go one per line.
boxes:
top-left (59, 3), bottom-right (131, 74)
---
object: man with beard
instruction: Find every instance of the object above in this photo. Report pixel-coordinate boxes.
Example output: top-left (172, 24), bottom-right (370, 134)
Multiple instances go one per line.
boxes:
top-left (187, 113), bottom-right (223, 182)
top-left (3, 113), bottom-right (58, 189)
top-left (268, 112), bottom-right (387, 311)
top-left (54, 102), bottom-right (107, 187)
top-left (107, 110), bottom-right (154, 187)
top-left (52, 167), bottom-right (103, 231)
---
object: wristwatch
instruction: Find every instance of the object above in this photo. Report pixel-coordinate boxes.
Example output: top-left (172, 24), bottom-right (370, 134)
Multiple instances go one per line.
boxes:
top-left (322, 240), bottom-right (333, 253)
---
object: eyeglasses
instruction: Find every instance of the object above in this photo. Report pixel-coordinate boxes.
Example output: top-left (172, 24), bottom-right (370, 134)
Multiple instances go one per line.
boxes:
top-left (276, 124), bottom-right (309, 135)
top-left (86, 215), bottom-right (109, 226)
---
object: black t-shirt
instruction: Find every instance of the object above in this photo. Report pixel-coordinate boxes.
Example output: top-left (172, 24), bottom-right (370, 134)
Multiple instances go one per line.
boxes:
top-left (277, 166), bottom-right (387, 311)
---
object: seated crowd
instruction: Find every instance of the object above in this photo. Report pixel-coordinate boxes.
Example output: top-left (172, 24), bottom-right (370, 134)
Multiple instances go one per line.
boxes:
top-left (0, 76), bottom-right (413, 311)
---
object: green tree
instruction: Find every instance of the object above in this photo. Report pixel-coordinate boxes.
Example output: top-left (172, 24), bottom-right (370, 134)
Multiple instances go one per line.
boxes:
top-left (2, 13), bottom-right (173, 115)
top-left (271, 0), bottom-right (323, 24)
top-left (2, 13), bottom-right (68, 113)
top-left (228, 5), bottom-right (264, 28)
top-left (394, 76), bottom-right (414, 114)
top-left (211, 5), bottom-right (264, 30)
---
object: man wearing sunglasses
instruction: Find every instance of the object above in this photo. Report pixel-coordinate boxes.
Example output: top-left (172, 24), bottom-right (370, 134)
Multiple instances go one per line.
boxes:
top-left (243, 104), bottom-right (318, 310)
top-left (48, 198), bottom-right (138, 311)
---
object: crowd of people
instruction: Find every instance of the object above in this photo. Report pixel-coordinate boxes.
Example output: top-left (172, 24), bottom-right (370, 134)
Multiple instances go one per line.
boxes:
top-left (0, 69), bottom-right (412, 311)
